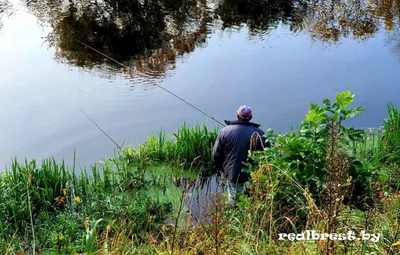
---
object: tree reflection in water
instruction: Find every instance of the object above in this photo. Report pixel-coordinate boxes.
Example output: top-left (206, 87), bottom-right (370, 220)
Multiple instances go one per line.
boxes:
top-left (0, 0), bottom-right (11, 30)
top-left (21, 0), bottom-right (400, 77)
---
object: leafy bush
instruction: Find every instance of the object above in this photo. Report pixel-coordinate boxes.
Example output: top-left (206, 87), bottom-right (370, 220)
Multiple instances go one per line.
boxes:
top-left (247, 91), bottom-right (376, 215)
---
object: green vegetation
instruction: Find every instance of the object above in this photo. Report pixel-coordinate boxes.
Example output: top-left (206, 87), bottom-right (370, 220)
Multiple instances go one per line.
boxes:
top-left (122, 123), bottom-right (219, 172)
top-left (0, 124), bottom-right (211, 254)
top-left (382, 103), bottom-right (400, 163)
top-left (0, 157), bottom-right (180, 254)
top-left (1, 91), bottom-right (400, 254)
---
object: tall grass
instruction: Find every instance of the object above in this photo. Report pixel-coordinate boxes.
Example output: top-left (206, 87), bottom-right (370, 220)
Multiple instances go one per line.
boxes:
top-left (0, 156), bottom-right (183, 253)
top-left (0, 123), bottom-right (219, 253)
top-left (122, 123), bottom-right (219, 172)
top-left (150, 164), bottom-right (400, 255)
top-left (382, 102), bottom-right (400, 163)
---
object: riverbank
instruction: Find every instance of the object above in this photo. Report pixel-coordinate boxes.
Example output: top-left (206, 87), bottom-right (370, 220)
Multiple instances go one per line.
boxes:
top-left (0, 124), bottom-right (216, 254)
top-left (1, 91), bottom-right (400, 254)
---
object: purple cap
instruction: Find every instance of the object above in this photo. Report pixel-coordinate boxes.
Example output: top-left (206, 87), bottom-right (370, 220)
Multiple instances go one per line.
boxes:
top-left (237, 105), bottom-right (252, 120)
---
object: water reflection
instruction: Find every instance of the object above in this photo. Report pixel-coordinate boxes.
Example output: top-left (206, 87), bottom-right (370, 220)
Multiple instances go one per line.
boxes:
top-left (176, 174), bottom-right (229, 224)
top-left (306, 1), bottom-right (377, 43)
top-left (386, 26), bottom-right (400, 57)
top-left (0, 0), bottom-right (11, 30)
top-left (23, 0), bottom-right (400, 77)
top-left (23, 0), bottom-right (211, 77)
top-left (216, 0), bottom-right (304, 34)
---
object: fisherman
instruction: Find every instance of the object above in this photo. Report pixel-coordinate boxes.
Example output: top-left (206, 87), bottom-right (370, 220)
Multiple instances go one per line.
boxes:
top-left (212, 105), bottom-right (269, 204)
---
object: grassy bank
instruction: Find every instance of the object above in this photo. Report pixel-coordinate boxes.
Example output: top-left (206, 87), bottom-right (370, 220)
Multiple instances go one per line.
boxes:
top-left (0, 124), bottom-right (216, 254)
top-left (1, 91), bottom-right (400, 254)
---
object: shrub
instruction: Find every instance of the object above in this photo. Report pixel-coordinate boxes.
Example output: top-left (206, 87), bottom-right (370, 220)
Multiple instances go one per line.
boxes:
top-left (247, 91), bottom-right (376, 218)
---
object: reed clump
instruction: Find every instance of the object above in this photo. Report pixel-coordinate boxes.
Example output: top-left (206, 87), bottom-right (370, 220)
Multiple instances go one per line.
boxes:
top-left (382, 102), bottom-right (400, 163)
top-left (0, 153), bottom-right (188, 254)
top-left (121, 122), bottom-right (219, 172)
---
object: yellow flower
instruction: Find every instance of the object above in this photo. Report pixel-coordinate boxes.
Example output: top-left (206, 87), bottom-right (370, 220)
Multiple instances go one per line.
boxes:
top-left (75, 196), bottom-right (81, 203)
top-left (392, 240), bottom-right (400, 246)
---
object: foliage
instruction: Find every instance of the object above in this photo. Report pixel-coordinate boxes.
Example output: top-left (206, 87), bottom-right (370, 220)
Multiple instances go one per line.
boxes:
top-left (121, 123), bottom-right (219, 172)
top-left (382, 102), bottom-right (400, 163)
top-left (246, 91), bottom-right (373, 212)
top-left (0, 154), bottom-right (179, 254)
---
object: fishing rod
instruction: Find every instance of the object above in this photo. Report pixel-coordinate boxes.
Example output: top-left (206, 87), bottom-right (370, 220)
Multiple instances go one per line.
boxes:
top-left (77, 40), bottom-right (226, 127)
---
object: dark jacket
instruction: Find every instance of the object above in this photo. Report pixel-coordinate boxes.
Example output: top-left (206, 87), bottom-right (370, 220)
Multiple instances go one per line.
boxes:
top-left (212, 120), bottom-right (269, 184)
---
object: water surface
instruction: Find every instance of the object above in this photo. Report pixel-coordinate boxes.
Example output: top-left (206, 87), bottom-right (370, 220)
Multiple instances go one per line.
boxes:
top-left (1, 0), bottom-right (400, 169)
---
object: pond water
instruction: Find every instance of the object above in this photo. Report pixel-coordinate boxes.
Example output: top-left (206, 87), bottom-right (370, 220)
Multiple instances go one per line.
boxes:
top-left (1, 0), bottom-right (400, 169)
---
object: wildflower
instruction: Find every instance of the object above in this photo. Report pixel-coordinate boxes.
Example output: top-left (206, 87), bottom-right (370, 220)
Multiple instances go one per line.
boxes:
top-left (54, 197), bottom-right (66, 207)
top-left (392, 240), bottom-right (400, 246)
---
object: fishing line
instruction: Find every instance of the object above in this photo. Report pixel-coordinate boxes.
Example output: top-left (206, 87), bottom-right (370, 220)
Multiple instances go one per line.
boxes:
top-left (79, 108), bottom-right (122, 150)
top-left (77, 40), bottom-right (226, 127)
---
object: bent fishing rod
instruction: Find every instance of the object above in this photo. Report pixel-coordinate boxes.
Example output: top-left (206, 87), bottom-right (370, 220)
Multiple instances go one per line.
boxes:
top-left (77, 40), bottom-right (225, 148)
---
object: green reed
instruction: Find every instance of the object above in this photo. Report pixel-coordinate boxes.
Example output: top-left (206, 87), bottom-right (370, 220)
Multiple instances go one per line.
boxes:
top-left (382, 102), bottom-right (400, 163)
top-left (0, 151), bottom-right (183, 253)
top-left (122, 123), bottom-right (219, 171)
top-left (0, 122), bottom-right (223, 254)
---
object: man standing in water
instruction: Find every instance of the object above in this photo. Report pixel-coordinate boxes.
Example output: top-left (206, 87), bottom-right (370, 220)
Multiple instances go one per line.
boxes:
top-left (212, 105), bottom-right (269, 204)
